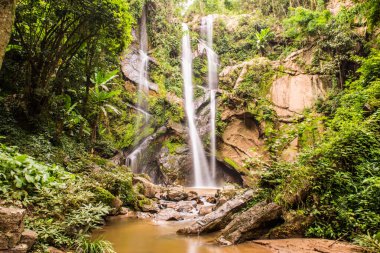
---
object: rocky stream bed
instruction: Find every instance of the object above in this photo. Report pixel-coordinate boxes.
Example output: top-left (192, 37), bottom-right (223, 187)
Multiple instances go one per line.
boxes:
top-left (93, 178), bottom-right (364, 253)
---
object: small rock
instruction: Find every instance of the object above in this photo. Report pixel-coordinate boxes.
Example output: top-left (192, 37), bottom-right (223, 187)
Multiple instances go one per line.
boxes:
top-left (0, 232), bottom-right (21, 249)
top-left (20, 230), bottom-right (37, 250)
top-left (215, 196), bottom-right (228, 208)
top-left (119, 207), bottom-right (130, 215)
top-left (136, 212), bottom-right (153, 219)
top-left (48, 246), bottom-right (66, 253)
top-left (141, 202), bottom-right (160, 213)
top-left (0, 207), bottom-right (26, 233)
top-left (2, 243), bottom-right (28, 253)
top-left (205, 196), bottom-right (217, 204)
top-left (111, 197), bottom-right (123, 215)
top-left (198, 205), bottom-right (214, 216)
top-left (187, 191), bottom-right (199, 200)
top-left (175, 201), bottom-right (197, 213)
top-left (155, 208), bottom-right (183, 221)
top-left (164, 187), bottom-right (188, 201)
top-left (158, 200), bottom-right (178, 209)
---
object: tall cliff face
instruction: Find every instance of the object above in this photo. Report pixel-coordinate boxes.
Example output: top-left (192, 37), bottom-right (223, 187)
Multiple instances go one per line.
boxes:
top-left (0, 0), bottom-right (17, 69)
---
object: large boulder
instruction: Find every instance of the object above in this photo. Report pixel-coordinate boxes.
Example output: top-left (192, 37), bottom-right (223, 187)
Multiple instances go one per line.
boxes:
top-left (177, 190), bottom-right (255, 234)
top-left (133, 176), bottom-right (163, 199)
top-left (217, 202), bottom-right (283, 245)
top-left (163, 186), bottom-right (189, 202)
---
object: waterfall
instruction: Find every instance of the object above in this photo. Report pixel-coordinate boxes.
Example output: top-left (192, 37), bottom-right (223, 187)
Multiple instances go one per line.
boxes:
top-left (201, 15), bottom-right (218, 179)
top-left (136, 6), bottom-right (150, 124)
top-left (182, 23), bottom-right (215, 187)
top-left (127, 6), bottom-right (150, 173)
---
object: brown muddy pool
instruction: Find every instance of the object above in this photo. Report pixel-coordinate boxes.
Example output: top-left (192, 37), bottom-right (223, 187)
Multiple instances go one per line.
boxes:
top-left (94, 217), bottom-right (271, 253)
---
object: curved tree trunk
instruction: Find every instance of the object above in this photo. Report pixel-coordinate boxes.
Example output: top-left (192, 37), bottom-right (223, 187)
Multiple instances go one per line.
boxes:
top-left (0, 0), bottom-right (17, 70)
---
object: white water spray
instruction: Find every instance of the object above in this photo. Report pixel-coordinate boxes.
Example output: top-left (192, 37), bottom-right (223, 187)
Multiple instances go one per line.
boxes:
top-left (182, 23), bottom-right (215, 187)
top-left (201, 15), bottom-right (218, 179)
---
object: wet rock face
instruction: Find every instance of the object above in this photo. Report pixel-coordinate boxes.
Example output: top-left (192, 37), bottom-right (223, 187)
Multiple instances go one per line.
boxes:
top-left (217, 202), bottom-right (283, 245)
top-left (0, 206), bottom-right (37, 253)
top-left (158, 145), bottom-right (192, 185)
top-left (120, 29), bottom-right (158, 92)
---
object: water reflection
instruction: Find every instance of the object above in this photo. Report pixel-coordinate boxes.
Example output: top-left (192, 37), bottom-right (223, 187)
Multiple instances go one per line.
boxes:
top-left (94, 218), bottom-right (271, 253)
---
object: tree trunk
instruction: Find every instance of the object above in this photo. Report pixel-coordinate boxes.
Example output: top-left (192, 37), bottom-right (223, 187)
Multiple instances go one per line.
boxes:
top-left (0, 0), bottom-right (17, 70)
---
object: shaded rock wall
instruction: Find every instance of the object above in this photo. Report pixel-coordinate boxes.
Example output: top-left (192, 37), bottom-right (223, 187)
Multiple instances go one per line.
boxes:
top-left (220, 113), bottom-right (266, 168)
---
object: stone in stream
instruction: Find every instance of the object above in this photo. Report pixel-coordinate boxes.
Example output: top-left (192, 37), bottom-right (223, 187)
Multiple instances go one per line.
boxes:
top-left (155, 208), bottom-right (184, 221)
top-left (198, 205), bottom-right (214, 216)
top-left (177, 189), bottom-right (255, 235)
top-left (174, 201), bottom-right (197, 213)
top-left (140, 202), bottom-right (160, 213)
top-left (205, 196), bottom-right (217, 204)
top-left (187, 191), bottom-right (199, 201)
top-left (163, 186), bottom-right (188, 201)
top-left (217, 202), bottom-right (283, 245)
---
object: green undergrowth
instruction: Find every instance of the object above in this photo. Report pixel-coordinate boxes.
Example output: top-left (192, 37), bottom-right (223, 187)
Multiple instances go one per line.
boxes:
top-left (0, 141), bottom-right (138, 252)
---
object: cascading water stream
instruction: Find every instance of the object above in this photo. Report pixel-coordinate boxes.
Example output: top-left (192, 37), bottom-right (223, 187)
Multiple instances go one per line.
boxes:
top-left (136, 6), bottom-right (150, 124)
top-left (201, 15), bottom-right (218, 179)
top-left (127, 6), bottom-right (151, 172)
top-left (182, 23), bottom-right (215, 187)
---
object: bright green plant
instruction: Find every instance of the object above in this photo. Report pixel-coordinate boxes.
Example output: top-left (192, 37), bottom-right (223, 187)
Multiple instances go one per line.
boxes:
top-left (0, 143), bottom-right (72, 199)
top-left (76, 236), bottom-right (116, 253)
top-left (65, 203), bottom-right (110, 235)
top-left (285, 7), bottom-right (331, 41)
top-left (254, 28), bottom-right (274, 55)
top-left (354, 233), bottom-right (380, 253)
top-left (88, 70), bottom-right (121, 143)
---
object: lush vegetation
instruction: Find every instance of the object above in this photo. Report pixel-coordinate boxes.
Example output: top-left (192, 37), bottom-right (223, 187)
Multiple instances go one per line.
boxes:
top-left (187, 0), bottom-right (380, 251)
top-left (1, 0), bottom-right (380, 252)
top-left (0, 141), bottom-right (138, 252)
